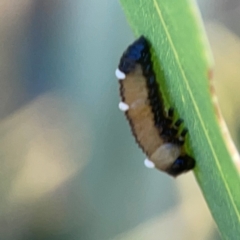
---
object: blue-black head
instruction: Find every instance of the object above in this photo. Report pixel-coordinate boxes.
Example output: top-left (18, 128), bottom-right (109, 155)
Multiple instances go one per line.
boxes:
top-left (118, 36), bottom-right (150, 73)
top-left (167, 155), bottom-right (195, 177)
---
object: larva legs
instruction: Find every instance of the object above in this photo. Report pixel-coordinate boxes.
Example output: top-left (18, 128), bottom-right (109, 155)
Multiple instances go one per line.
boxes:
top-left (167, 107), bottom-right (174, 118)
top-left (161, 108), bottom-right (189, 146)
top-left (174, 119), bottom-right (183, 128)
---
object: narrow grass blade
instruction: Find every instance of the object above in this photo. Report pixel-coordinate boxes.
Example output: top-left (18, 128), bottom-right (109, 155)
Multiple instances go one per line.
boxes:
top-left (119, 0), bottom-right (240, 238)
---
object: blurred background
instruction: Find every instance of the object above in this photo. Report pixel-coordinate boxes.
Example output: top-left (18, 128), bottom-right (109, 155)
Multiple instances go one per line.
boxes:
top-left (0, 0), bottom-right (239, 239)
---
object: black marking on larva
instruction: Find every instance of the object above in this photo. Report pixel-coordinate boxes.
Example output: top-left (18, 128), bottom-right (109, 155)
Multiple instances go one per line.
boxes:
top-left (119, 81), bottom-right (125, 102)
top-left (118, 36), bottom-right (195, 176)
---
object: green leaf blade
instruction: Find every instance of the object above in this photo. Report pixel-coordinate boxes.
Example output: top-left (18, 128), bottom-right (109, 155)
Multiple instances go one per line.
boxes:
top-left (120, 0), bottom-right (240, 238)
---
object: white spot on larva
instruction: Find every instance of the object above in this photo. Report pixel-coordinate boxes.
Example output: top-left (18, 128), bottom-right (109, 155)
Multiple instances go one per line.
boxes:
top-left (118, 102), bottom-right (129, 112)
top-left (144, 159), bottom-right (155, 169)
top-left (115, 68), bottom-right (126, 80)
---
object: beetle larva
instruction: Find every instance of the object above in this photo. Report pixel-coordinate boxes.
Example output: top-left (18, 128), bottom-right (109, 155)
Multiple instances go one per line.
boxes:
top-left (115, 36), bottom-right (195, 177)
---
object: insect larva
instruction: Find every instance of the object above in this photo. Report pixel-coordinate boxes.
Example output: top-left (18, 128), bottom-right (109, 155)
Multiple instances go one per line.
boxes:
top-left (115, 36), bottom-right (195, 177)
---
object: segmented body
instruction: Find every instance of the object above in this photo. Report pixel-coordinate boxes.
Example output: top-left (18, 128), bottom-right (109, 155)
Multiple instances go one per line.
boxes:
top-left (116, 36), bottom-right (195, 176)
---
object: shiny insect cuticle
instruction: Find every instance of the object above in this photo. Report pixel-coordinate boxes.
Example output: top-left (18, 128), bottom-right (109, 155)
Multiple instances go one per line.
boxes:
top-left (116, 36), bottom-right (195, 177)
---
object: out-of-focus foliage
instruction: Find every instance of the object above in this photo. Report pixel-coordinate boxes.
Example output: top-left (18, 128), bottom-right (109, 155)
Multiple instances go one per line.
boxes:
top-left (0, 0), bottom-right (239, 239)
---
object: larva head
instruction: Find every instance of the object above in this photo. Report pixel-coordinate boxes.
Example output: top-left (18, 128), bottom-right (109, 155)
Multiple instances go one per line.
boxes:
top-left (167, 155), bottom-right (195, 177)
top-left (118, 36), bottom-right (150, 74)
